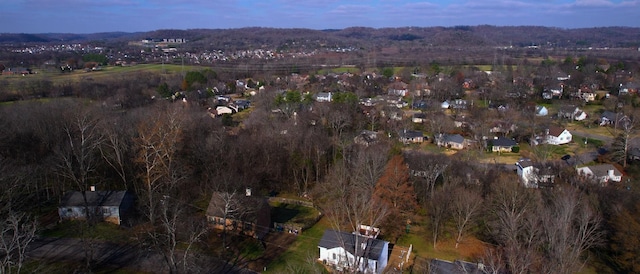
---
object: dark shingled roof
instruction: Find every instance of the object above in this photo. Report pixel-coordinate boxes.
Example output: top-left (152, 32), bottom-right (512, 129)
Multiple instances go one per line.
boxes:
top-left (318, 229), bottom-right (388, 260)
top-left (60, 191), bottom-right (128, 207)
top-left (443, 134), bottom-right (465, 144)
top-left (492, 136), bottom-right (517, 147)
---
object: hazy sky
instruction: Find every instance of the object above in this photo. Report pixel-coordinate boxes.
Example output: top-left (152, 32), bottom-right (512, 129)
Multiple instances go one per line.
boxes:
top-left (3, 0), bottom-right (639, 33)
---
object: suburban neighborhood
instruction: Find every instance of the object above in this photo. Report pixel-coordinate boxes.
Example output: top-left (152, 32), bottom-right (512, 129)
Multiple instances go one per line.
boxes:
top-left (1, 26), bottom-right (640, 273)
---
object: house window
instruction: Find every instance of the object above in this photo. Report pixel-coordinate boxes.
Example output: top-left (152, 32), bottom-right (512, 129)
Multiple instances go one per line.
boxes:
top-left (66, 208), bottom-right (72, 213)
top-left (333, 253), bottom-right (336, 260)
top-left (102, 208), bottom-right (110, 215)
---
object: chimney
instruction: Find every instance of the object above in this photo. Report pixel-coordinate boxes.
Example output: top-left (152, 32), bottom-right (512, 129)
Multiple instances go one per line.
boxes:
top-left (90, 185), bottom-right (96, 192)
top-left (608, 169), bottom-right (615, 178)
top-left (245, 187), bottom-right (252, 197)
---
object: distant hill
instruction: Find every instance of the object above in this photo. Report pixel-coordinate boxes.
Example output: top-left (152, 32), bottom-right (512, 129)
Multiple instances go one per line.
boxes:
top-left (1, 26), bottom-right (639, 49)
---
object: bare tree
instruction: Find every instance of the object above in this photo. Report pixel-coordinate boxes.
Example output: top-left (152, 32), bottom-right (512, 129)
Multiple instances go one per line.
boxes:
top-left (429, 188), bottom-right (451, 249)
top-left (56, 107), bottom-right (104, 198)
top-left (0, 211), bottom-right (37, 274)
top-left (610, 115), bottom-right (634, 168)
top-left (540, 187), bottom-right (602, 274)
top-left (135, 105), bottom-right (184, 223)
top-left (404, 151), bottom-right (450, 205)
top-left (99, 118), bottom-right (133, 190)
top-left (451, 186), bottom-right (483, 248)
top-left (313, 145), bottom-right (390, 274)
top-left (487, 181), bottom-right (541, 274)
top-left (148, 196), bottom-right (207, 274)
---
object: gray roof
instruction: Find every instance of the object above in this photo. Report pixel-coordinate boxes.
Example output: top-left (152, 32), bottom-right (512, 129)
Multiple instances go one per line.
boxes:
top-left (516, 158), bottom-right (533, 168)
top-left (318, 229), bottom-right (387, 260)
top-left (588, 164), bottom-right (622, 177)
top-left (492, 137), bottom-right (517, 147)
top-left (60, 191), bottom-right (128, 207)
top-left (399, 130), bottom-right (423, 139)
top-left (443, 134), bottom-right (465, 144)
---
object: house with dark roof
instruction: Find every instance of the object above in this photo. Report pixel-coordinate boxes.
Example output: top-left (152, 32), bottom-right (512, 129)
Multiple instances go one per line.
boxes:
top-left (206, 190), bottom-right (271, 239)
top-left (577, 164), bottom-right (623, 185)
top-left (58, 190), bottom-right (134, 225)
top-left (599, 111), bottom-right (627, 126)
top-left (318, 229), bottom-right (389, 274)
top-left (435, 134), bottom-right (467, 150)
top-left (489, 137), bottom-right (517, 153)
top-left (398, 130), bottom-right (424, 144)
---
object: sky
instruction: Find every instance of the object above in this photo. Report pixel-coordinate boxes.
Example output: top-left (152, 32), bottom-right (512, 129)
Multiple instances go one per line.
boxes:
top-left (2, 0), bottom-right (639, 33)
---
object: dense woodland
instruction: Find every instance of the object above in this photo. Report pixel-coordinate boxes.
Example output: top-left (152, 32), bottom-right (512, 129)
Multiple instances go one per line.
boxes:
top-left (1, 27), bottom-right (640, 273)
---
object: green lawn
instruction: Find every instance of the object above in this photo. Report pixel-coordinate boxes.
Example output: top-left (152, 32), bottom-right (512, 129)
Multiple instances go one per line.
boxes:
top-left (264, 217), bottom-right (329, 273)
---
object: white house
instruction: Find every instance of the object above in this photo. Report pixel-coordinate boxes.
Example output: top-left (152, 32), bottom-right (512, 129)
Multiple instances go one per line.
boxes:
top-left (516, 158), bottom-right (555, 188)
top-left (318, 229), bottom-right (389, 274)
top-left (545, 126), bottom-right (572, 145)
top-left (315, 92), bottom-right (333, 102)
top-left (535, 105), bottom-right (548, 116)
top-left (576, 164), bottom-right (623, 185)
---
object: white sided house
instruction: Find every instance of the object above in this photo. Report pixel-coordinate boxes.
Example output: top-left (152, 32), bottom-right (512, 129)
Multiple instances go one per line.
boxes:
top-left (515, 158), bottom-right (555, 188)
top-left (545, 126), bottom-right (572, 145)
top-left (318, 228), bottom-right (389, 274)
top-left (577, 164), bottom-right (623, 185)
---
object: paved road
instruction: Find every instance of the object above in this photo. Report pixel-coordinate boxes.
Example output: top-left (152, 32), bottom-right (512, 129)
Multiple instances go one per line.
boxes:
top-left (27, 237), bottom-right (256, 273)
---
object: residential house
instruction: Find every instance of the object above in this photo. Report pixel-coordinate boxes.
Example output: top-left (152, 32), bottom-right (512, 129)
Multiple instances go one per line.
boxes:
top-left (398, 130), bottom-right (425, 144)
top-left (388, 81), bottom-right (409, 97)
top-left (215, 106), bottom-right (235, 115)
top-left (619, 82), bottom-right (639, 95)
top-left (451, 99), bottom-right (469, 110)
top-left (545, 126), bottom-right (572, 145)
top-left (516, 158), bottom-right (555, 188)
top-left (234, 100), bottom-right (251, 110)
top-left (579, 86), bottom-right (596, 102)
top-left (412, 100), bottom-right (429, 109)
top-left (435, 134), bottom-right (466, 150)
top-left (558, 105), bottom-right (587, 121)
top-left (206, 190), bottom-right (271, 239)
top-left (318, 229), bottom-right (389, 274)
top-left (315, 92), bottom-right (333, 102)
top-left (599, 111), bottom-right (626, 126)
top-left (490, 137), bottom-right (517, 153)
top-left (58, 190), bottom-right (134, 226)
top-left (535, 105), bottom-right (548, 116)
top-left (489, 121), bottom-right (516, 136)
top-left (2, 67), bottom-right (31, 75)
top-left (629, 147), bottom-right (640, 161)
top-left (412, 113), bottom-right (427, 123)
top-left (576, 164), bottom-right (623, 185)
top-left (354, 130), bottom-right (379, 147)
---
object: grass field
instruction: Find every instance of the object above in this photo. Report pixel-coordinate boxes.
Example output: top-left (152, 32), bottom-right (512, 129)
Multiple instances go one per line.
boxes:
top-left (2, 64), bottom-right (203, 86)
